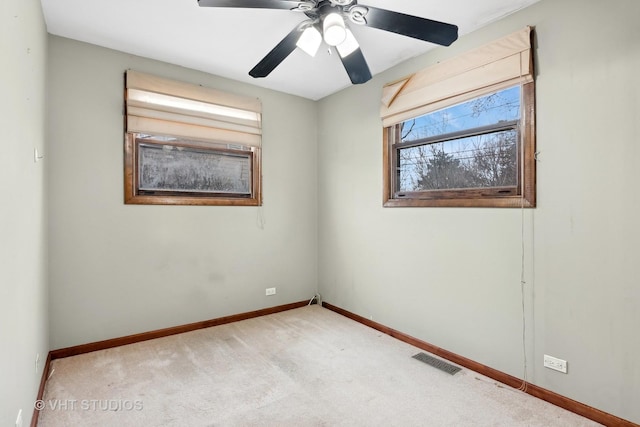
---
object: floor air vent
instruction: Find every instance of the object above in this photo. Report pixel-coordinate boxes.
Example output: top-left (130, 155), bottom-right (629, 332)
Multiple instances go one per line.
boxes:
top-left (412, 352), bottom-right (462, 375)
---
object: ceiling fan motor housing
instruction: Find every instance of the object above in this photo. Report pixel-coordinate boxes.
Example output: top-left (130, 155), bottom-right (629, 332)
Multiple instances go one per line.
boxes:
top-left (329, 0), bottom-right (355, 6)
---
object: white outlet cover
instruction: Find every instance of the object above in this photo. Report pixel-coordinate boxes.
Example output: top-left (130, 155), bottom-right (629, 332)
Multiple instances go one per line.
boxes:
top-left (543, 354), bottom-right (568, 374)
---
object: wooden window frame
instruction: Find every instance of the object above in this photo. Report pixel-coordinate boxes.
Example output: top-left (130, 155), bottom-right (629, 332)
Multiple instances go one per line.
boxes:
top-left (124, 134), bottom-right (262, 206)
top-left (124, 70), bottom-right (263, 207)
top-left (383, 82), bottom-right (536, 208)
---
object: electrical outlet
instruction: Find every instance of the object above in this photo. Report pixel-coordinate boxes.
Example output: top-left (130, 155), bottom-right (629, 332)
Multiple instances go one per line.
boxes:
top-left (16, 409), bottom-right (23, 427)
top-left (36, 353), bottom-right (40, 373)
top-left (265, 287), bottom-right (276, 296)
top-left (543, 354), bottom-right (568, 373)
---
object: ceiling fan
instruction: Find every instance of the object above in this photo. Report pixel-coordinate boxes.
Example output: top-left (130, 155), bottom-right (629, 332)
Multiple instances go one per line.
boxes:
top-left (198, 0), bottom-right (458, 84)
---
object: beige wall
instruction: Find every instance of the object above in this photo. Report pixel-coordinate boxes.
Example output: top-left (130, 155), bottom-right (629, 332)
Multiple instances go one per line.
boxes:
top-left (317, 0), bottom-right (639, 423)
top-left (47, 37), bottom-right (318, 349)
top-left (0, 0), bottom-right (49, 425)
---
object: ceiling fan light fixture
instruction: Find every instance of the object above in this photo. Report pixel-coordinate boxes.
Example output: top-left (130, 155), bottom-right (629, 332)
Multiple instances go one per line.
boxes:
top-left (323, 12), bottom-right (347, 46)
top-left (296, 26), bottom-right (322, 57)
top-left (199, 0), bottom-right (458, 86)
top-left (336, 28), bottom-right (359, 58)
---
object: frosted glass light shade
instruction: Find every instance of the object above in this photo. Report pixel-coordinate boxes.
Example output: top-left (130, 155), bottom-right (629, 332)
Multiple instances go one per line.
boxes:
top-left (336, 29), bottom-right (359, 58)
top-left (296, 26), bottom-right (322, 57)
top-left (323, 12), bottom-right (346, 46)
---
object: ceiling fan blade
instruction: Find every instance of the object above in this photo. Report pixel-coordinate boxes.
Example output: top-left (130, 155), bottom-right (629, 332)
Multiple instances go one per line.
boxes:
top-left (361, 6), bottom-right (458, 46)
top-left (249, 26), bottom-right (302, 78)
top-left (198, 0), bottom-right (305, 9)
top-left (338, 47), bottom-right (372, 84)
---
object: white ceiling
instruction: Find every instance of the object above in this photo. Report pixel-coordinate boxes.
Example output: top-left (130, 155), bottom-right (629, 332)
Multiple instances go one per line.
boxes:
top-left (40, 0), bottom-right (539, 100)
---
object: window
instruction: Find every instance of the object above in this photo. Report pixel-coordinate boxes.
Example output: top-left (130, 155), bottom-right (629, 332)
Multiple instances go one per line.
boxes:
top-left (382, 27), bottom-right (536, 208)
top-left (124, 71), bottom-right (262, 206)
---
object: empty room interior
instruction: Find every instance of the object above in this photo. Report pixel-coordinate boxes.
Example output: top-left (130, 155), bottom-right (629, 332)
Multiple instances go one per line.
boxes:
top-left (2, 0), bottom-right (639, 425)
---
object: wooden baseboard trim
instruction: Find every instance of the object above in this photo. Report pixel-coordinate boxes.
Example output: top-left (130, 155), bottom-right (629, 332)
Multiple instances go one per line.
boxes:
top-left (323, 302), bottom-right (638, 427)
top-left (50, 300), bottom-right (309, 360)
top-left (30, 352), bottom-right (52, 427)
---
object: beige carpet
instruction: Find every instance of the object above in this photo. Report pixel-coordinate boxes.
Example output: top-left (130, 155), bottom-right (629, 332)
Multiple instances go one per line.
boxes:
top-left (38, 306), bottom-right (600, 426)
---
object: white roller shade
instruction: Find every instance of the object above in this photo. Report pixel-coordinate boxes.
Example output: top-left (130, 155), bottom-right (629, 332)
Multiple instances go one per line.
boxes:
top-left (381, 26), bottom-right (533, 127)
top-left (125, 70), bottom-right (262, 147)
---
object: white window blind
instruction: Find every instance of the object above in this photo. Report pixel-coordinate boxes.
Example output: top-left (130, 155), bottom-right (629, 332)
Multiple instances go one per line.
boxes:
top-left (125, 70), bottom-right (262, 147)
top-left (380, 26), bottom-right (533, 127)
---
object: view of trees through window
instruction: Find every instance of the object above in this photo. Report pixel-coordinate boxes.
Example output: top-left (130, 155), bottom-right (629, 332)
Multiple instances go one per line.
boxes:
top-left (397, 86), bottom-right (521, 192)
